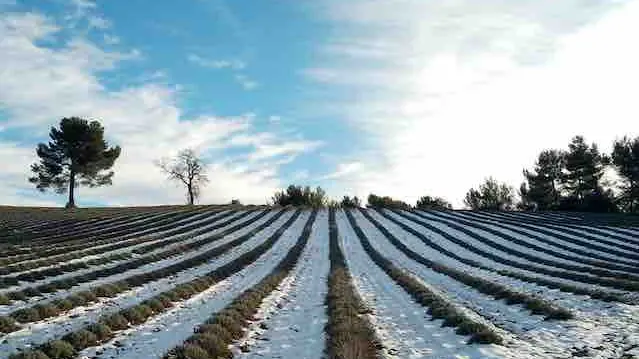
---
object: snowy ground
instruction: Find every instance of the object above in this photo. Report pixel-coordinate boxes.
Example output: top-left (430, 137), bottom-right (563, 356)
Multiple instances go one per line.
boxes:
top-left (237, 210), bottom-right (330, 359)
top-left (0, 211), bottom-right (295, 358)
top-left (77, 211), bottom-right (311, 359)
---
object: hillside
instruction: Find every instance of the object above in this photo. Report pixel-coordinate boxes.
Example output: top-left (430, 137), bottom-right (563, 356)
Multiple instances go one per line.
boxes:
top-left (0, 206), bottom-right (638, 359)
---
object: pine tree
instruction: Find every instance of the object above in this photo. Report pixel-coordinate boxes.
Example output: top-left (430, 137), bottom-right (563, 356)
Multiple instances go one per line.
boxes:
top-left (611, 136), bottom-right (639, 212)
top-left (29, 117), bottom-right (121, 208)
top-left (521, 149), bottom-right (563, 210)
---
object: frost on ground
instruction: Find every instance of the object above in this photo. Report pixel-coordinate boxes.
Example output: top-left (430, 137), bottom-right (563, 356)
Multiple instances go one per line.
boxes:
top-left (236, 210), bottom-right (330, 359)
top-left (77, 212), bottom-right (310, 359)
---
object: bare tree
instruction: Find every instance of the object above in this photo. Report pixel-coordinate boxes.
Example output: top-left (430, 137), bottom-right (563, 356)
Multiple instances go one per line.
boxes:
top-left (156, 149), bottom-right (209, 205)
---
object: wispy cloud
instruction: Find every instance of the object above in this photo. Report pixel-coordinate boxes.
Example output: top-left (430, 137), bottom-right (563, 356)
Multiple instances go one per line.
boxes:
top-left (234, 74), bottom-right (258, 90)
top-left (305, 0), bottom-right (639, 207)
top-left (0, 10), bottom-right (318, 206)
top-left (187, 53), bottom-right (245, 70)
top-left (320, 162), bottom-right (363, 180)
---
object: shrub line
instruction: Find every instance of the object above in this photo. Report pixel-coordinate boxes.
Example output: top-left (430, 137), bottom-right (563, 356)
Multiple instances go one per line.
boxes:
top-left (162, 209), bottom-right (318, 359)
top-left (0, 209), bottom-right (282, 332)
top-left (359, 209), bottom-right (573, 321)
top-left (7, 209), bottom-right (303, 359)
top-left (378, 209), bottom-right (634, 304)
top-left (324, 208), bottom-right (380, 359)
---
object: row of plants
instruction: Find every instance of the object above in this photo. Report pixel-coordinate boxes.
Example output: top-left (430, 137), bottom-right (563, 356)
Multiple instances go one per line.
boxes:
top-left (0, 209), bottom-right (211, 267)
top-left (467, 211), bottom-right (639, 258)
top-left (486, 211), bottom-right (639, 244)
top-left (0, 210), bottom-right (288, 330)
top-left (345, 209), bottom-right (504, 344)
top-left (390, 210), bottom-right (639, 292)
top-left (3, 209), bottom-right (193, 254)
top-left (5, 210), bottom-right (305, 359)
top-left (433, 211), bottom-right (639, 270)
top-left (162, 210), bottom-right (318, 359)
top-left (357, 209), bottom-right (573, 321)
top-left (376, 210), bottom-right (634, 303)
top-left (324, 208), bottom-right (380, 359)
top-left (423, 211), bottom-right (639, 276)
top-left (0, 210), bottom-right (252, 285)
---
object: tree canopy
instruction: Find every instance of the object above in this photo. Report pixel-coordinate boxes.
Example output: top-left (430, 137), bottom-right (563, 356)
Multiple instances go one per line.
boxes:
top-left (29, 117), bottom-right (121, 208)
top-left (520, 149), bottom-right (563, 210)
top-left (367, 194), bottom-right (411, 209)
top-left (271, 185), bottom-right (327, 207)
top-left (611, 136), bottom-right (639, 212)
top-left (464, 177), bottom-right (514, 210)
top-left (415, 195), bottom-right (452, 210)
top-left (157, 149), bottom-right (209, 205)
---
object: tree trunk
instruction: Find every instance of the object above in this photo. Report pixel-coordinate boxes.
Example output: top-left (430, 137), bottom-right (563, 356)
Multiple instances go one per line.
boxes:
top-left (187, 183), bottom-right (194, 205)
top-left (66, 170), bottom-right (76, 209)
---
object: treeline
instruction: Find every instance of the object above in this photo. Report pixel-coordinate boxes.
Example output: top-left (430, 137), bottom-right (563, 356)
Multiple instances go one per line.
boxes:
top-left (272, 135), bottom-right (639, 213)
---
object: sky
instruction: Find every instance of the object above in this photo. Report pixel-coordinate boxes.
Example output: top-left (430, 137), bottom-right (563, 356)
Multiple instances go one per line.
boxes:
top-left (0, 0), bottom-right (638, 208)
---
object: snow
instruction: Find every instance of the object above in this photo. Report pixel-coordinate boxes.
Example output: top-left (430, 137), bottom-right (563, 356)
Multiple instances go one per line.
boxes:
top-left (77, 211), bottom-right (311, 359)
top-left (441, 211), bottom-right (639, 266)
top-left (0, 211), bottom-right (295, 358)
top-left (237, 209), bottom-right (330, 359)
top-left (335, 210), bottom-right (512, 359)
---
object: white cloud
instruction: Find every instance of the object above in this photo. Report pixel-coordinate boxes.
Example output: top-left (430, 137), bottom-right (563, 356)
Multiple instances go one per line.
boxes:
top-left (320, 162), bottom-right (363, 180)
top-left (307, 0), bottom-right (639, 208)
top-left (187, 53), bottom-right (245, 70)
top-left (234, 74), bottom-right (258, 90)
top-left (0, 11), bottom-right (319, 206)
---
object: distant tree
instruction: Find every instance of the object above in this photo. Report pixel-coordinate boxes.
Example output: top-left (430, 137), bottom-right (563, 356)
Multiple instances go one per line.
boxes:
top-left (271, 185), bottom-right (327, 207)
top-left (415, 195), bottom-right (452, 210)
top-left (611, 136), bottom-right (639, 212)
top-left (561, 136), bottom-right (605, 201)
top-left (367, 194), bottom-right (411, 210)
top-left (29, 117), bottom-right (121, 208)
top-left (464, 177), bottom-right (514, 211)
top-left (230, 199), bottom-right (241, 205)
top-left (559, 136), bottom-right (615, 212)
top-left (340, 196), bottom-right (362, 208)
top-left (521, 149), bottom-right (564, 210)
top-left (157, 149), bottom-right (208, 205)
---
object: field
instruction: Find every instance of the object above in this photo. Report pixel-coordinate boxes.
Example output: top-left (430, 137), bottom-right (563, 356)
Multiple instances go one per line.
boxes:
top-left (0, 206), bottom-right (638, 359)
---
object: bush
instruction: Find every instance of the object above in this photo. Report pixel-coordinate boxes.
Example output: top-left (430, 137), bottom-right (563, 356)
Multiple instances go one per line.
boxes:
top-left (271, 185), bottom-right (327, 207)
top-left (144, 298), bottom-right (165, 313)
top-left (42, 340), bottom-right (75, 359)
top-left (86, 322), bottom-right (112, 341)
top-left (7, 350), bottom-right (50, 359)
top-left (12, 307), bottom-right (40, 323)
top-left (34, 304), bottom-right (60, 319)
top-left (182, 343), bottom-right (210, 359)
top-left (51, 299), bottom-right (73, 311)
top-left (416, 195), bottom-right (452, 210)
top-left (122, 307), bottom-right (146, 325)
top-left (0, 316), bottom-right (19, 333)
top-left (101, 313), bottom-right (128, 331)
top-left (63, 329), bottom-right (98, 350)
top-left (367, 194), bottom-right (411, 209)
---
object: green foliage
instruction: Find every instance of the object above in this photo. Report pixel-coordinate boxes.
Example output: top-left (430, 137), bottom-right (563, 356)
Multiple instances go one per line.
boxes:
top-left (611, 136), bottom-right (639, 212)
top-left (520, 149), bottom-right (563, 210)
top-left (367, 194), bottom-right (411, 209)
top-left (8, 350), bottom-right (50, 359)
top-left (415, 196), bottom-right (452, 210)
top-left (271, 185), bottom-right (327, 207)
top-left (29, 117), bottom-right (121, 208)
top-left (464, 177), bottom-right (514, 210)
top-left (340, 196), bottom-right (362, 208)
top-left (42, 340), bottom-right (75, 359)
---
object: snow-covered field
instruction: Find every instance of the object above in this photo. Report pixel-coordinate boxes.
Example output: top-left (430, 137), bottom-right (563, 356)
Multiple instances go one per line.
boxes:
top-left (1, 207), bottom-right (638, 359)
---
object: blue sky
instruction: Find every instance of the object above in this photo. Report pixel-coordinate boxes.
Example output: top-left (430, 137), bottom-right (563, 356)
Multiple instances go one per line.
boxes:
top-left (1, 0), bottom-right (638, 207)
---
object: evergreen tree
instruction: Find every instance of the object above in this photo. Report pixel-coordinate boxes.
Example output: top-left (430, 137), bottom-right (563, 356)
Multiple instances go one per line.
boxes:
top-left (415, 195), bottom-right (452, 210)
top-left (611, 136), bottom-right (639, 212)
top-left (464, 177), bottom-right (514, 210)
top-left (561, 136), bottom-right (604, 201)
top-left (29, 117), bottom-right (121, 208)
top-left (521, 149), bottom-right (563, 210)
top-left (340, 196), bottom-right (362, 208)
